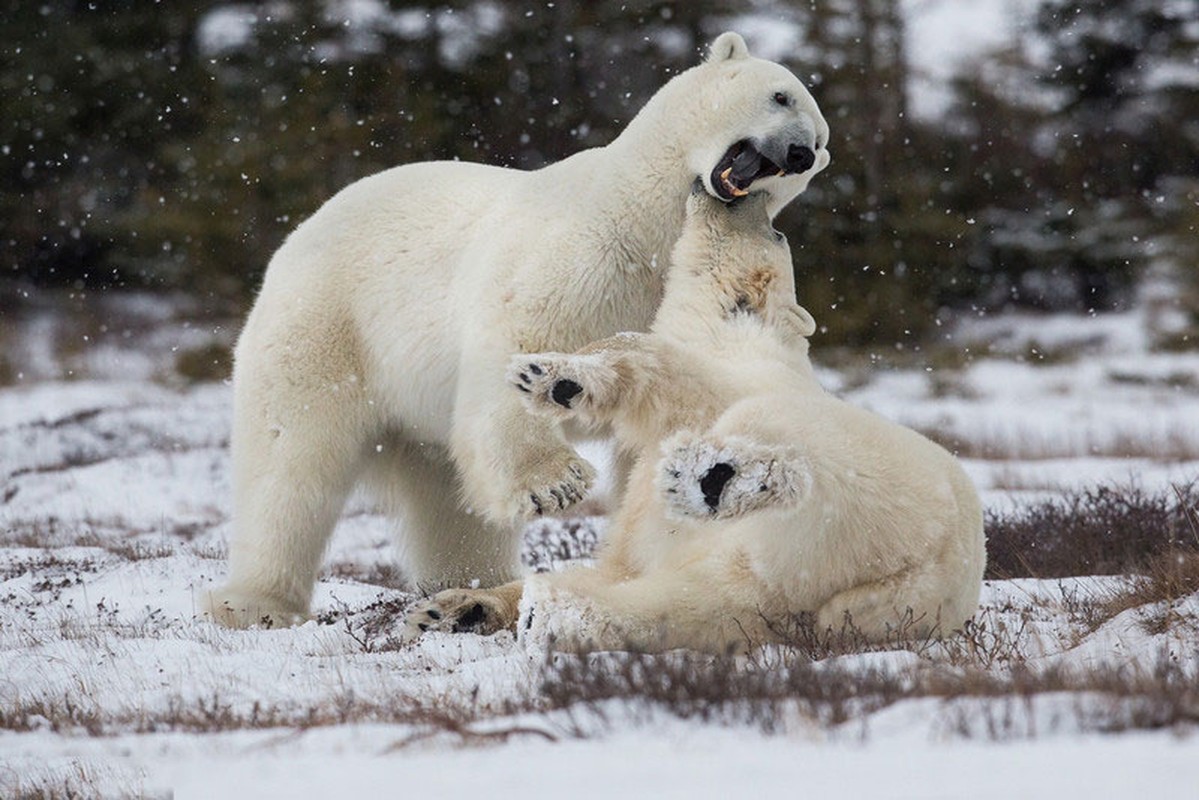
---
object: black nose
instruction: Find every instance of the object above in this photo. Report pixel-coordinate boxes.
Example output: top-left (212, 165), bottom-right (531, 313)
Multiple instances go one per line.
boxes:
top-left (786, 144), bottom-right (815, 173)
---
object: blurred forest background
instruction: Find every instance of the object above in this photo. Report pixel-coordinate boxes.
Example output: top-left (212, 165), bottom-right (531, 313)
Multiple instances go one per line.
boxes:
top-left (2, 0), bottom-right (1197, 347)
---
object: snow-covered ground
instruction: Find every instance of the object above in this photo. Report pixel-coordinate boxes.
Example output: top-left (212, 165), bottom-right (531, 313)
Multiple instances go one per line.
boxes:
top-left (2, 292), bottom-right (1197, 798)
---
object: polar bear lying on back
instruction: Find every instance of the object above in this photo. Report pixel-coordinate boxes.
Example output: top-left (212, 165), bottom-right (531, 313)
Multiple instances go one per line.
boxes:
top-left (206, 32), bottom-right (831, 628)
top-left (405, 191), bottom-right (986, 653)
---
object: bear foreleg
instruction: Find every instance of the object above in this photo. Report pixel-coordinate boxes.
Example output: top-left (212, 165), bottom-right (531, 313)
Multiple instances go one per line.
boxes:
top-left (657, 431), bottom-right (811, 520)
top-left (507, 333), bottom-right (659, 428)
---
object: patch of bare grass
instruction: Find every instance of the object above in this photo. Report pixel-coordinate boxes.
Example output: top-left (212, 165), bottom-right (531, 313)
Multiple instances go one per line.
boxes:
top-left (944, 651), bottom-right (1199, 739)
top-left (0, 685), bottom-right (556, 750)
top-left (753, 606), bottom-right (1031, 671)
top-left (1, 517), bottom-right (201, 557)
top-left (323, 561), bottom-right (408, 590)
top-left (919, 425), bottom-right (1199, 462)
top-left (1107, 369), bottom-right (1197, 390)
top-left (0, 757), bottom-right (162, 800)
top-left (173, 341), bottom-right (232, 383)
top-left (317, 593), bottom-right (416, 653)
top-left (103, 538), bottom-right (176, 562)
top-left (1100, 549), bottom-right (1199, 634)
top-left (0, 551), bottom-right (102, 585)
top-left (522, 517), bottom-right (602, 573)
top-left (985, 482), bottom-right (1199, 580)
top-left (0, 518), bottom-right (106, 549)
top-left (538, 638), bottom-right (1199, 740)
top-left (539, 648), bottom-right (911, 733)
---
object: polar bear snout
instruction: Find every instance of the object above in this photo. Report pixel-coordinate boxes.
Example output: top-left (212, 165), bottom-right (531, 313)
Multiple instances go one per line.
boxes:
top-left (711, 131), bottom-right (822, 201)
top-left (785, 143), bottom-right (816, 174)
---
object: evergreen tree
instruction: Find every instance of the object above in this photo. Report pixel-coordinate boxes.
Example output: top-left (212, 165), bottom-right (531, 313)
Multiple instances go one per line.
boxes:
top-left (3, 0), bottom-right (1191, 342)
top-left (949, 0), bottom-right (1199, 312)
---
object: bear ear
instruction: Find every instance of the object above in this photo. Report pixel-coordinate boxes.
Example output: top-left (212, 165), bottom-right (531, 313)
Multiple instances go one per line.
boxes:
top-left (791, 304), bottom-right (817, 337)
top-left (708, 32), bottom-right (749, 63)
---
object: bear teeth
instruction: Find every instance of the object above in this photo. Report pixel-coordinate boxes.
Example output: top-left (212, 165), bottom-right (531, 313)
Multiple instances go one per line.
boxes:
top-left (719, 167), bottom-right (749, 197)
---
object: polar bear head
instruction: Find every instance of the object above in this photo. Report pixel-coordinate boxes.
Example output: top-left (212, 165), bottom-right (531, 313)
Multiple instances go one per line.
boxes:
top-left (661, 188), bottom-right (818, 341)
top-left (674, 33), bottom-right (831, 218)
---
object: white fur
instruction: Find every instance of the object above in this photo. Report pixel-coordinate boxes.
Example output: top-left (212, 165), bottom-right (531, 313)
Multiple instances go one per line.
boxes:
top-left (410, 191), bottom-right (985, 654)
top-left (657, 432), bottom-right (812, 520)
top-left (207, 33), bottom-right (831, 628)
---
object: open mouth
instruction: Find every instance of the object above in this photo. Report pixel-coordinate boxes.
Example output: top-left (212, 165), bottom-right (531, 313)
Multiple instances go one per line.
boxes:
top-left (710, 140), bottom-right (787, 201)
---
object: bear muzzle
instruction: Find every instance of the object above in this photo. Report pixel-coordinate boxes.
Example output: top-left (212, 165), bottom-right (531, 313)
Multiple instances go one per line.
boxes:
top-left (785, 143), bottom-right (816, 174)
top-left (711, 137), bottom-right (818, 201)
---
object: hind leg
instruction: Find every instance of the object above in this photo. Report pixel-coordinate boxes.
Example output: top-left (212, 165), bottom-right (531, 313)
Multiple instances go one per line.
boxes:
top-left (814, 559), bottom-right (971, 642)
top-left (403, 560), bottom-right (776, 654)
top-left (363, 440), bottom-right (523, 593)
top-left (207, 369), bottom-right (368, 628)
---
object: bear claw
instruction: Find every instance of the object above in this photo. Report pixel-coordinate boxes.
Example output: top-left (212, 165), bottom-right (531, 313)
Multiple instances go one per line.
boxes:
top-left (402, 590), bottom-right (511, 641)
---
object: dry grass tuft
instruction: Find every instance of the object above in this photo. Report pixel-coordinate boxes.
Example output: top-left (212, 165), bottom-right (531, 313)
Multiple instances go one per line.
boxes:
top-left (1100, 549), bottom-right (1199, 634)
top-left (537, 638), bottom-right (1199, 740)
top-left (919, 424), bottom-right (1199, 462)
top-left (985, 482), bottom-right (1199, 579)
top-left (944, 651), bottom-right (1199, 739)
top-left (0, 686), bottom-right (545, 746)
top-left (0, 758), bottom-right (163, 800)
top-left (538, 648), bottom-right (912, 733)
top-left (173, 341), bottom-right (232, 383)
top-left (521, 517), bottom-right (602, 573)
top-left (323, 561), bottom-right (409, 590)
top-left (317, 594), bottom-right (415, 653)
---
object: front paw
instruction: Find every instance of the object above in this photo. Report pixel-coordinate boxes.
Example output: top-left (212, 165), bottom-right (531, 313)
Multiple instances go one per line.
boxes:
top-left (513, 449), bottom-right (596, 518)
top-left (506, 354), bottom-right (615, 417)
top-left (657, 433), bottom-right (810, 520)
top-left (402, 588), bottom-right (515, 641)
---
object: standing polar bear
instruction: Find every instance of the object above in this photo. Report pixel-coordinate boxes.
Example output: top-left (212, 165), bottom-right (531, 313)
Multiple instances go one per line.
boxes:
top-left (207, 33), bottom-right (831, 627)
top-left (405, 191), bottom-right (986, 653)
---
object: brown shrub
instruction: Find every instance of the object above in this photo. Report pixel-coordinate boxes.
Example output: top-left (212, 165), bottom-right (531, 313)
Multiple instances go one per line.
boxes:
top-left (985, 482), bottom-right (1199, 579)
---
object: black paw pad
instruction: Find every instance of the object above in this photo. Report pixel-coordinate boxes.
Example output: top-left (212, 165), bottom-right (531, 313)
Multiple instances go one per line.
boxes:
top-left (700, 462), bottom-right (736, 511)
top-left (551, 379), bottom-right (583, 408)
top-left (453, 602), bottom-right (488, 633)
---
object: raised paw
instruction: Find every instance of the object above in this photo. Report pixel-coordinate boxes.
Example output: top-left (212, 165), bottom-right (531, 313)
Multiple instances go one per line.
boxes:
top-left (656, 433), bottom-right (810, 521)
top-left (514, 448), bottom-right (596, 518)
top-left (506, 353), bottom-right (618, 418)
top-left (401, 587), bottom-right (518, 642)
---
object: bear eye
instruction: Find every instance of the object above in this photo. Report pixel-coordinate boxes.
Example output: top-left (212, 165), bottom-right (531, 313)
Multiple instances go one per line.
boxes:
top-left (773, 92), bottom-right (791, 107)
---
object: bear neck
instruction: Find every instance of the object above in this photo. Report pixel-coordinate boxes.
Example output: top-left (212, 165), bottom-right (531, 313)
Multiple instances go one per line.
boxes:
top-left (650, 266), bottom-right (741, 341)
top-left (651, 265), bottom-right (819, 382)
top-left (595, 70), bottom-right (718, 264)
